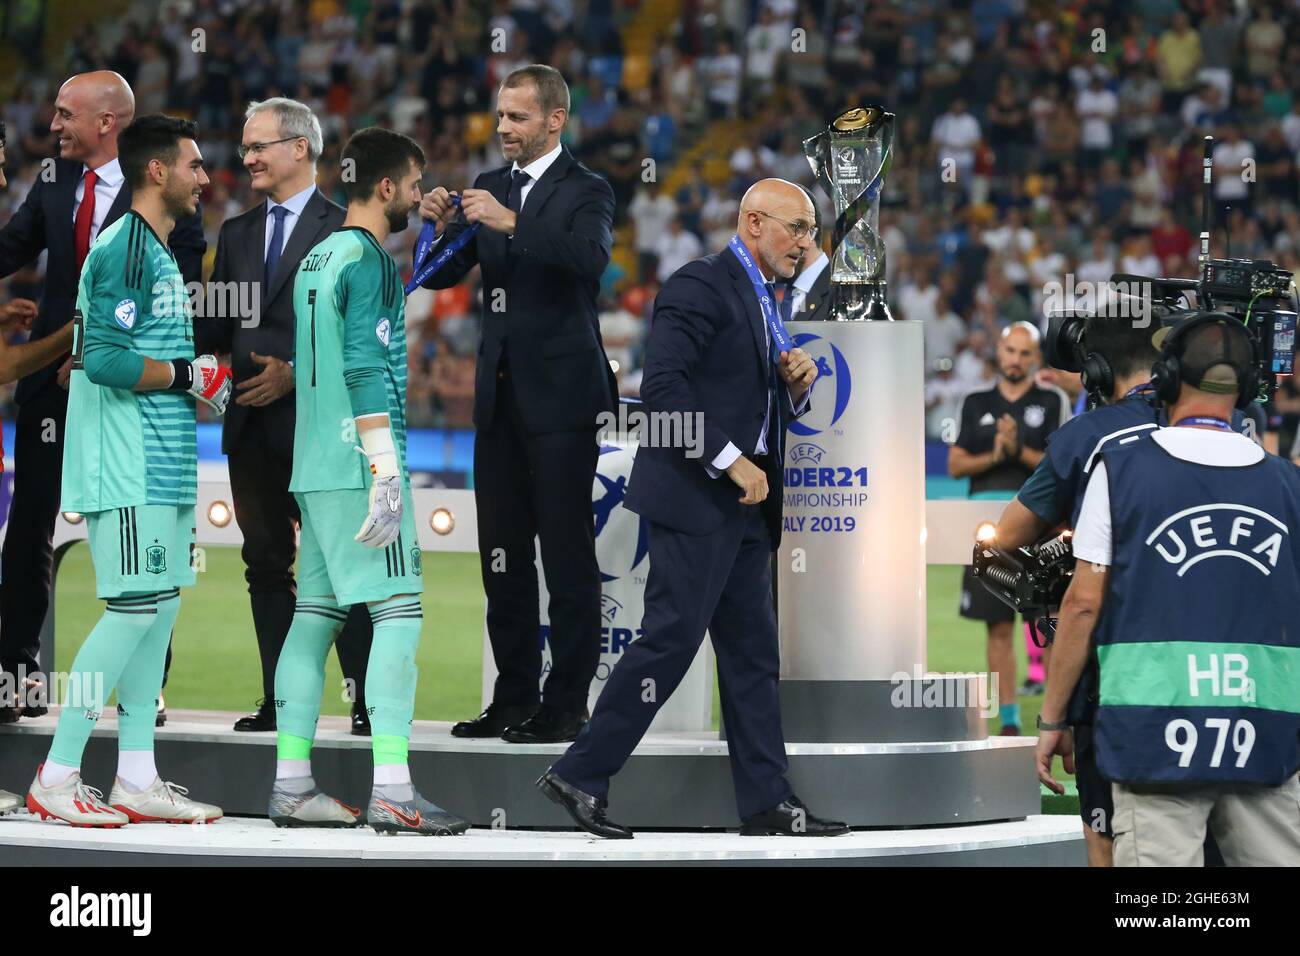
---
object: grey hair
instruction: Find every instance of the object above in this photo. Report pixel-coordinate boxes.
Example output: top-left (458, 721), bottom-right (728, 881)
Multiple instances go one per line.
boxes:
top-left (244, 97), bottom-right (323, 162)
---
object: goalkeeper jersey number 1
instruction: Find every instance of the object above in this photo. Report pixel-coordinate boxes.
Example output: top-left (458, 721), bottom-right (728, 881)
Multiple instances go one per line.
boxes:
top-left (62, 211), bottom-right (197, 513)
top-left (290, 226), bottom-right (409, 493)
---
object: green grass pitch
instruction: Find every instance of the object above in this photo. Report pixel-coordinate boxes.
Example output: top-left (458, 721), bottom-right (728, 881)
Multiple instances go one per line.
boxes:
top-left (53, 543), bottom-right (1050, 739)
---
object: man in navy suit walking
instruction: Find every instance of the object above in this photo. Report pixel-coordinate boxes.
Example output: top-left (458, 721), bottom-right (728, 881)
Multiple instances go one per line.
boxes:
top-left (539, 179), bottom-right (850, 838)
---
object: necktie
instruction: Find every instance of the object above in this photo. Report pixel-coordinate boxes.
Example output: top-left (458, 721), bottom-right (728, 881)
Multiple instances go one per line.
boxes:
top-left (73, 169), bottom-right (98, 275)
top-left (778, 281), bottom-right (794, 322)
top-left (507, 169), bottom-right (530, 213)
top-left (264, 205), bottom-right (289, 286)
top-left (760, 282), bottom-right (782, 455)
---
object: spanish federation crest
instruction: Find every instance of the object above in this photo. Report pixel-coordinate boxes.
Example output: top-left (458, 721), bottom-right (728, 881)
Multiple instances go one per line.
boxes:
top-left (1023, 404), bottom-right (1045, 429)
top-left (145, 543), bottom-right (167, 574)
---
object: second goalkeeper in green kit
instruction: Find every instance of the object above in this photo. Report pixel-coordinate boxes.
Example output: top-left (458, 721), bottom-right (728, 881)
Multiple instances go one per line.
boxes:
top-left (267, 127), bottom-right (469, 835)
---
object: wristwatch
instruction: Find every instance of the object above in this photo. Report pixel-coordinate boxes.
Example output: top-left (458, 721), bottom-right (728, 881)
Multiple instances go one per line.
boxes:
top-left (1036, 714), bottom-right (1069, 731)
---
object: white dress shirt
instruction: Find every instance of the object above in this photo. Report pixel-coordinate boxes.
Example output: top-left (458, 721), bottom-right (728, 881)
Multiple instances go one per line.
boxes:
top-left (512, 141), bottom-right (563, 212)
top-left (263, 182), bottom-right (319, 259)
top-left (73, 158), bottom-right (125, 245)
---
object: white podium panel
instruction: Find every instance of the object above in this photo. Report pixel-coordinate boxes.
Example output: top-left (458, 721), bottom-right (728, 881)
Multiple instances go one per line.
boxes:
top-left (777, 321), bottom-right (927, 680)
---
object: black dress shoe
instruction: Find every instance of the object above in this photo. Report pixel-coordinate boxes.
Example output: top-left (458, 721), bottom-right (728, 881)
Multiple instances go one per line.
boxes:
top-left (740, 795), bottom-right (850, 836)
top-left (501, 706), bottom-right (588, 744)
top-left (536, 769), bottom-right (632, 839)
top-left (351, 702), bottom-right (371, 737)
top-left (19, 678), bottom-right (47, 718)
top-left (233, 698), bottom-right (277, 732)
top-left (450, 702), bottom-right (537, 739)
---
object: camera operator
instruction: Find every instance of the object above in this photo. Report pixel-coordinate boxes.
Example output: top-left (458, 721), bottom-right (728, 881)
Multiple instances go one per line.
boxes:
top-left (995, 311), bottom-right (1259, 865)
top-left (1035, 315), bottom-right (1300, 866)
top-left (949, 322), bottom-right (1071, 735)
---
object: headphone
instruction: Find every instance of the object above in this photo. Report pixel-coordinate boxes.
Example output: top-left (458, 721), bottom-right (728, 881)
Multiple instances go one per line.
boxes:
top-left (1149, 312), bottom-right (1260, 409)
top-left (1080, 351), bottom-right (1114, 405)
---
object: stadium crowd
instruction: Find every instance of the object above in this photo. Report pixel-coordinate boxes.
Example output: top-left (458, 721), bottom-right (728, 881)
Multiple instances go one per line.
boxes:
top-left (2, 0), bottom-right (1299, 446)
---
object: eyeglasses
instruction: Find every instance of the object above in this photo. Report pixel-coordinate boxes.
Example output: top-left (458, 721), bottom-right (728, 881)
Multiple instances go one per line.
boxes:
top-left (237, 136), bottom-right (303, 160)
top-left (755, 210), bottom-right (817, 241)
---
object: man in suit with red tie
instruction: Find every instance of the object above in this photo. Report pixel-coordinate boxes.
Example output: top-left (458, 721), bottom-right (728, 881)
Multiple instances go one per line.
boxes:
top-left (538, 180), bottom-right (849, 838)
top-left (194, 98), bottom-right (373, 734)
top-left (417, 65), bottom-right (618, 744)
top-left (0, 72), bottom-right (205, 722)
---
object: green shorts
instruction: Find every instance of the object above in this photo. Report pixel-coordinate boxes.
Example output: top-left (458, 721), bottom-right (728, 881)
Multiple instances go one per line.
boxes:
top-left (295, 487), bottom-right (422, 605)
top-left (86, 504), bottom-right (197, 599)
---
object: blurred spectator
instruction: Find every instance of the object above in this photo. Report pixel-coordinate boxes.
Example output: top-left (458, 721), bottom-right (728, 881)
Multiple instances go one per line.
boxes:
top-left (1076, 73), bottom-right (1119, 168)
top-left (629, 182), bottom-right (676, 283)
top-left (1157, 12), bottom-right (1202, 112)
top-left (1212, 123), bottom-right (1254, 219)
top-left (583, 104), bottom-right (644, 221)
top-left (655, 216), bottom-right (703, 283)
top-left (1243, 5), bottom-right (1285, 82)
top-left (931, 98), bottom-right (981, 188)
top-left (702, 37), bottom-right (742, 120)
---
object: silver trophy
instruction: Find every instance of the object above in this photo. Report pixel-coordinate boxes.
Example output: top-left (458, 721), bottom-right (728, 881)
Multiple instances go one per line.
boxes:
top-left (802, 106), bottom-right (895, 321)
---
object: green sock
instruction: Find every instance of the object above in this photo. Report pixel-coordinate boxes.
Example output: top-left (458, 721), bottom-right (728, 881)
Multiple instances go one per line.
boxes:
top-left (1000, 703), bottom-right (1021, 729)
top-left (365, 597), bottom-right (422, 755)
top-left (47, 593), bottom-right (164, 767)
top-left (116, 589), bottom-right (180, 752)
top-left (273, 599), bottom-right (346, 750)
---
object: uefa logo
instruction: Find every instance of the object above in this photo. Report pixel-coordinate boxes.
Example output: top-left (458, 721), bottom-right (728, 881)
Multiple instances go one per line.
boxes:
top-left (788, 332), bottom-right (852, 436)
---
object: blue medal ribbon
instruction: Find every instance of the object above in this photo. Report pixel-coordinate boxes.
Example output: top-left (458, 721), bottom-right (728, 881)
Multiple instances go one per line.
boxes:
top-left (727, 234), bottom-right (792, 355)
top-left (404, 194), bottom-right (479, 294)
top-left (1173, 416), bottom-right (1233, 430)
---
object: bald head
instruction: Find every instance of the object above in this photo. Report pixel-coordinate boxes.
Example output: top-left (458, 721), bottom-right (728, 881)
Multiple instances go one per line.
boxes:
top-left (52, 71), bottom-right (135, 166)
top-left (738, 178), bottom-right (813, 228)
top-left (997, 322), bottom-right (1041, 383)
top-left (736, 178), bottom-right (816, 281)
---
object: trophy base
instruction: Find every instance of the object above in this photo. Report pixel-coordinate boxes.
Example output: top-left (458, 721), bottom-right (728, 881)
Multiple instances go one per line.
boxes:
top-left (828, 281), bottom-right (893, 321)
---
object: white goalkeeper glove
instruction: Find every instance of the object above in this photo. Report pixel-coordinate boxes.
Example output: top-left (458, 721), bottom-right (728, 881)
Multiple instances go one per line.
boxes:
top-left (170, 354), bottom-right (233, 415)
top-left (354, 423), bottom-right (403, 548)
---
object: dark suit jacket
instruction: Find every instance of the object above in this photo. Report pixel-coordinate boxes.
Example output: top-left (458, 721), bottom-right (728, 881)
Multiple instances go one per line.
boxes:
top-left (196, 188), bottom-right (345, 454)
top-left (0, 157), bottom-right (205, 404)
top-left (622, 249), bottom-right (808, 550)
top-left (420, 145), bottom-right (617, 434)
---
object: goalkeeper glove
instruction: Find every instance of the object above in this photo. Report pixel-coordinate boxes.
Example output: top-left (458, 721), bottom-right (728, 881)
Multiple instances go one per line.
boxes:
top-left (354, 423), bottom-right (403, 548)
top-left (169, 354), bottom-right (233, 415)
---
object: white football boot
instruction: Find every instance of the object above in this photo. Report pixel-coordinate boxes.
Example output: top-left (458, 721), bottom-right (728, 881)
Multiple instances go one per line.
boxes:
top-left (0, 789), bottom-right (24, 815)
top-left (27, 766), bottom-right (128, 827)
top-left (109, 777), bottom-right (223, 824)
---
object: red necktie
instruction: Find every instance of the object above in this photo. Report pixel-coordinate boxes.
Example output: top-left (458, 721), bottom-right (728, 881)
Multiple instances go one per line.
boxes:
top-left (74, 169), bottom-right (98, 275)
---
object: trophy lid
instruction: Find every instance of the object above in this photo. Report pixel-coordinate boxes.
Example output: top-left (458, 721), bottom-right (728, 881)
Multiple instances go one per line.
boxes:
top-left (833, 106), bottom-right (888, 131)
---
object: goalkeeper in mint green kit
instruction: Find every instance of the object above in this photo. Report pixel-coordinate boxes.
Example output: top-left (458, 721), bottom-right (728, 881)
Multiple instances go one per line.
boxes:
top-left (268, 127), bottom-right (468, 835)
top-left (27, 116), bottom-right (233, 827)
